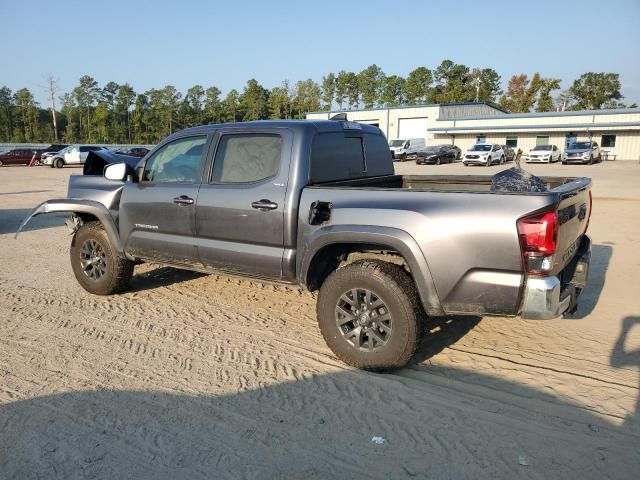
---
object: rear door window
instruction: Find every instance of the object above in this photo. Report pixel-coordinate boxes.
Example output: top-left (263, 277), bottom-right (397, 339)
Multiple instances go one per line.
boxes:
top-left (212, 134), bottom-right (282, 184)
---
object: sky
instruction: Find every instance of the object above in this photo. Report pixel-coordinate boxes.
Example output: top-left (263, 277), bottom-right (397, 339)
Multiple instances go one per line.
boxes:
top-left (1, 0), bottom-right (639, 106)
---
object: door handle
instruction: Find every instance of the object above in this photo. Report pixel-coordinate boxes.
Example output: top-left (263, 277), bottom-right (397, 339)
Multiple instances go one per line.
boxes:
top-left (173, 195), bottom-right (194, 205)
top-left (251, 199), bottom-right (278, 211)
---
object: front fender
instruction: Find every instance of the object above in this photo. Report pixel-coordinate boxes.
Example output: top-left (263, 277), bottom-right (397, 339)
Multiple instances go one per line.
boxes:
top-left (298, 225), bottom-right (444, 316)
top-left (15, 199), bottom-right (126, 257)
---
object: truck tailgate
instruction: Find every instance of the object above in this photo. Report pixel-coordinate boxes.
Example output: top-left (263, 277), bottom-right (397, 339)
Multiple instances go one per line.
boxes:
top-left (551, 178), bottom-right (592, 275)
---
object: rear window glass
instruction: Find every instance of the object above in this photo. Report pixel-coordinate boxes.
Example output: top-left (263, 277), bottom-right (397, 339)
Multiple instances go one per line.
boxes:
top-left (310, 132), bottom-right (393, 183)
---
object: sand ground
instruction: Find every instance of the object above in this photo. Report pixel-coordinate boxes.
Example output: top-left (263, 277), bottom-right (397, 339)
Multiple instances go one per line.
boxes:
top-left (1, 161), bottom-right (639, 479)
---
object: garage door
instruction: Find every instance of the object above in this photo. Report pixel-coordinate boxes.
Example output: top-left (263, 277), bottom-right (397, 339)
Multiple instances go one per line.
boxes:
top-left (398, 117), bottom-right (428, 139)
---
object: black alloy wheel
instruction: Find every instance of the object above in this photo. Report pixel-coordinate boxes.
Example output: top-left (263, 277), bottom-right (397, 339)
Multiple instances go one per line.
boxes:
top-left (79, 238), bottom-right (108, 281)
top-left (335, 287), bottom-right (392, 351)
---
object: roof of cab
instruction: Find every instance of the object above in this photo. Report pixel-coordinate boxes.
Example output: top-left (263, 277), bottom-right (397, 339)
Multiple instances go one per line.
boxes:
top-left (168, 119), bottom-right (383, 139)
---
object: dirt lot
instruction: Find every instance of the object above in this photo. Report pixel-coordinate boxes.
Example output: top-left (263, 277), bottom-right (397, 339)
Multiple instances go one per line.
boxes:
top-left (1, 161), bottom-right (639, 479)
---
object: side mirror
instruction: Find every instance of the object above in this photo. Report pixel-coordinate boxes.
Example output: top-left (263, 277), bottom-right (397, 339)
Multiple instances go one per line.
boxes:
top-left (104, 162), bottom-right (129, 181)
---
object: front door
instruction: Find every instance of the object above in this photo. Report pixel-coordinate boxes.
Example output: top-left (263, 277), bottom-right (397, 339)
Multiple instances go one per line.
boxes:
top-left (196, 129), bottom-right (291, 280)
top-left (119, 134), bottom-right (209, 266)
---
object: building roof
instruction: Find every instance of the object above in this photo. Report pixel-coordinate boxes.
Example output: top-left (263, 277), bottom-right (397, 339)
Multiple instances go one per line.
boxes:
top-left (307, 101), bottom-right (509, 115)
top-left (430, 121), bottom-right (640, 133)
top-left (444, 107), bottom-right (640, 121)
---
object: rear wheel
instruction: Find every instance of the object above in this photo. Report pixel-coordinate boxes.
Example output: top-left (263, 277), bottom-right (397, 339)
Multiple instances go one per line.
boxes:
top-left (317, 260), bottom-right (421, 370)
top-left (70, 222), bottom-right (134, 295)
top-left (55, 158), bottom-right (64, 168)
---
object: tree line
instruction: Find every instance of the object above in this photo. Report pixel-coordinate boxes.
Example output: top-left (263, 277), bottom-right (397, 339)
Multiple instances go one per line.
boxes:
top-left (0, 59), bottom-right (633, 145)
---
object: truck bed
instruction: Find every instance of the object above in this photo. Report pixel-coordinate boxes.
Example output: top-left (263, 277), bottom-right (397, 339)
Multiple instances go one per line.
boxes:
top-left (301, 172), bottom-right (591, 317)
top-left (314, 173), bottom-right (581, 193)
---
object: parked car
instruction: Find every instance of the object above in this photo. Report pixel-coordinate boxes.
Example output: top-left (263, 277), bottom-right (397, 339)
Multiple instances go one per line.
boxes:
top-left (113, 147), bottom-right (150, 158)
top-left (40, 145), bottom-right (71, 165)
top-left (34, 144), bottom-right (69, 160)
top-left (501, 145), bottom-right (516, 162)
top-left (0, 149), bottom-right (36, 166)
top-left (18, 120), bottom-right (593, 370)
top-left (410, 144), bottom-right (458, 165)
top-left (463, 143), bottom-right (505, 166)
top-left (42, 145), bottom-right (108, 168)
top-left (525, 145), bottom-right (561, 163)
top-left (562, 141), bottom-right (602, 165)
top-left (389, 138), bottom-right (426, 161)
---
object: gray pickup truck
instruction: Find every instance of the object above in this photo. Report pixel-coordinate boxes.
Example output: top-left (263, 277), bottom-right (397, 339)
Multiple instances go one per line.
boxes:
top-left (18, 120), bottom-right (592, 370)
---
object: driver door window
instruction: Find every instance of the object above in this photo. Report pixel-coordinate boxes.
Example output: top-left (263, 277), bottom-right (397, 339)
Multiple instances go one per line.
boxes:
top-left (143, 136), bottom-right (207, 183)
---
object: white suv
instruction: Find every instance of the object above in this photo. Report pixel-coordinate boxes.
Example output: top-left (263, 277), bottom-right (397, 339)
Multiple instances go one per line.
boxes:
top-left (525, 145), bottom-right (561, 163)
top-left (43, 145), bottom-right (107, 168)
top-left (463, 143), bottom-right (505, 166)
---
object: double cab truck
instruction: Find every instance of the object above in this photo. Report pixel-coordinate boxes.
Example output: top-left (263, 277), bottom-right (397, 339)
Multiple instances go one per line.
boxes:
top-left (18, 120), bottom-right (593, 370)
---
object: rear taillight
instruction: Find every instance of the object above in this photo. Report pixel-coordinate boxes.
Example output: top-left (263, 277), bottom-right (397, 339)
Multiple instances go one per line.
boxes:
top-left (517, 210), bottom-right (559, 275)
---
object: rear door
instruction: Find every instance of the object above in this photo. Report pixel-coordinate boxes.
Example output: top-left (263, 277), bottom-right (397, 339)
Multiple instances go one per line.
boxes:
top-left (119, 134), bottom-right (210, 266)
top-left (195, 128), bottom-right (292, 279)
top-left (65, 146), bottom-right (81, 164)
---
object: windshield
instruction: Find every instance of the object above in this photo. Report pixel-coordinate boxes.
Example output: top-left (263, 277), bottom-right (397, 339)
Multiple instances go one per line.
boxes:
top-left (532, 145), bottom-right (552, 151)
top-left (389, 140), bottom-right (404, 147)
top-left (570, 142), bottom-right (592, 149)
top-left (470, 144), bottom-right (491, 152)
top-left (422, 147), bottom-right (438, 153)
top-left (57, 146), bottom-right (74, 154)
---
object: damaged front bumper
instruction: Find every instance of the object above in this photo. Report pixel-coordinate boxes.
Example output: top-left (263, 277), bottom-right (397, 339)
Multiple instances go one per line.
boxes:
top-left (520, 235), bottom-right (591, 319)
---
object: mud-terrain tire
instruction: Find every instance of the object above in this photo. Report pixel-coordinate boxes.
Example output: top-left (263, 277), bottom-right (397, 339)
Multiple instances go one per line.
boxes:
top-left (317, 260), bottom-right (421, 370)
top-left (70, 221), bottom-right (134, 295)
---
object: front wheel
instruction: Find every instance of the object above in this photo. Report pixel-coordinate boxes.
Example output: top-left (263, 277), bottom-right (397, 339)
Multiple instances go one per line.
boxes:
top-left (500, 155), bottom-right (505, 165)
top-left (55, 158), bottom-right (64, 168)
top-left (435, 158), bottom-right (441, 165)
top-left (317, 260), bottom-right (421, 370)
top-left (70, 222), bottom-right (134, 295)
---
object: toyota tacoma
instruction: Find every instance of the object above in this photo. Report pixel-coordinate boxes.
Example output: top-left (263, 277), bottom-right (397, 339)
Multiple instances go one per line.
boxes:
top-left (17, 120), bottom-right (593, 370)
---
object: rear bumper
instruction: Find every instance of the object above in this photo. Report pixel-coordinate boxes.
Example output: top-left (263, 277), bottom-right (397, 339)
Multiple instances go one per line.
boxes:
top-left (520, 235), bottom-right (591, 319)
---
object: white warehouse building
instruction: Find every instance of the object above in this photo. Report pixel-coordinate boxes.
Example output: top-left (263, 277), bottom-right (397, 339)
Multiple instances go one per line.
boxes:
top-left (306, 102), bottom-right (640, 161)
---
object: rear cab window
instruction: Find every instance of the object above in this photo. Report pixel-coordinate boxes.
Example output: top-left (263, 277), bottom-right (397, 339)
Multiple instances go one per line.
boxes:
top-left (310, 131), bottom-right (393, 183)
